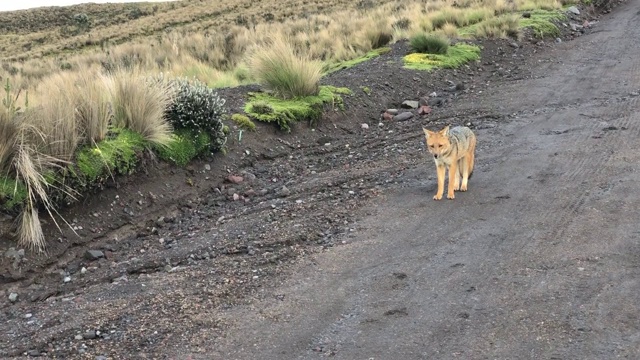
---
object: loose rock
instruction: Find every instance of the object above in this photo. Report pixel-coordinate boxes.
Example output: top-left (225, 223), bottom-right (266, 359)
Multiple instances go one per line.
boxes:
top-left (228, 175), bottom-right (244, 184)
top-left (278, 186), bottom-right (291, 197)
top-left (9, 292), bottom-right (18, 302)
top-left (567, 6), bottom-right (580, 15)
top-left (393, 112), bottom-right (414, 121)
top-left (401, 100), bottom-right (419, 109)
top-left (85, 250), bottom-right (105, 261)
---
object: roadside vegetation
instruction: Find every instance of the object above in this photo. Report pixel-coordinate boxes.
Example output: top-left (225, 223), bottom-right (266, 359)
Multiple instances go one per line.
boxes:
top-left (0, 0), bottom-right (580, 250)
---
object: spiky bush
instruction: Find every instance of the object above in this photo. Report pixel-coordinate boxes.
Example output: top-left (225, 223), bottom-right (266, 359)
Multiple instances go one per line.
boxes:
top-left (410, 33), bottom-right (450, 55)
top-left (165, 77), bottom-right (227, 151)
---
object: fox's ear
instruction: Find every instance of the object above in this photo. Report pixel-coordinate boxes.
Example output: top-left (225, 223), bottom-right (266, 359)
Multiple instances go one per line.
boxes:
top-left (422, 127), bottom-right (433, 137)
top-left (440, 125), bottom-right (450, 136)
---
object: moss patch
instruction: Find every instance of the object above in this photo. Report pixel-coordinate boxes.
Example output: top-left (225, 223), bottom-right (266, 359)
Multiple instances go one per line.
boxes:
top-left (230, 113), bottom-right (256, 131)
top-left (323, 47), bottom-right (391, 75)
top-left (403, 43), bottom-right (481, 71)
top-left (0, 176), bottom-right (27, 213)
top-left (519, 10), bottom-right (566, 38)
top-left (245, 85), bottom-right (352, 132)
top-left (155, 129), bottom-right (212, 167)
top-left (75, 129), bottom-right (146, 184)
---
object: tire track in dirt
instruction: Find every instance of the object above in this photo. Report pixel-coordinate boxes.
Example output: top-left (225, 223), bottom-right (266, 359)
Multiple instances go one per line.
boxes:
top-left (207, 4), bottom-right (640, 359)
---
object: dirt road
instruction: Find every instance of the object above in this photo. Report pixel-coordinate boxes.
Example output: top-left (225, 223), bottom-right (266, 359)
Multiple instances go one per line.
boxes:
top-left (211, 5), bottom-right (640, 359)
top-left (1, 3), bottom-right (638, 359)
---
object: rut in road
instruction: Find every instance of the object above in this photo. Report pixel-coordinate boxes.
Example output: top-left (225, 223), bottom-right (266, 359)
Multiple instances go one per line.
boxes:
top-left (210, 4), bottom-right (640, 360)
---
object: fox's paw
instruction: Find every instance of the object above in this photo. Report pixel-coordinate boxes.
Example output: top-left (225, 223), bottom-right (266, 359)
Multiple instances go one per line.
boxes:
top-left (460, 184), bottom-right (468, 192)
top-left (433, 194), bottom-right (443, 200)
top-left (447, 193), bottom-right (455, 200)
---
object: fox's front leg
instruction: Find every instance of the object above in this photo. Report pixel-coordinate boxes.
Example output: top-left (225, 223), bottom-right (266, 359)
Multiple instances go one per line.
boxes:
top-left (434, 164), bottom-right (446, 200)
top-left (447, 161), bottom-right (458, 199)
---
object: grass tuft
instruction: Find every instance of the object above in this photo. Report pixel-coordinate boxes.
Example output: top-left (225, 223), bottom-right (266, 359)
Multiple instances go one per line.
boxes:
top-left (474, 14), bottom-right (521, 39)
top-left (410, 33), bottom-right (450, 54)
top-left (249, 35), bottom-right (323, 99)
top-left (105, 70), bottom-right (174, 147)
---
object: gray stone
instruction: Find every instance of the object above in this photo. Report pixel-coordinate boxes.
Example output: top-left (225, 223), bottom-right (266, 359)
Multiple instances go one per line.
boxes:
top-left (401, 100), bottom-right (419, 109)
top-left (278, 186), bottom-right (291, 197)
top-left (393, 112), bottom-right (414, 121)
top-left (8, 292), bottom-right (18, 302)
top-left (386, 109), bottom-right (399, 115)
top-left (83, 330), bottom-right (97, 339)
top-left (85, 250), bottom-right (104, 261)
top-left (567, 6), bottom-right (580, 15)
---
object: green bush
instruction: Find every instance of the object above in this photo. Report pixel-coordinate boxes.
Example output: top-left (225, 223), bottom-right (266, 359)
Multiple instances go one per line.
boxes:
top-left (165, 77), bottom-right (227, 150)
top-left (410, 33), bottom-right (450, 55)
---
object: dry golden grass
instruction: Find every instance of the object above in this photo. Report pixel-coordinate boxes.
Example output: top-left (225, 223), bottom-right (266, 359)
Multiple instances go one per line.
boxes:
top-left (249, 35), bottom-right (323, 99)
top-left (104, 69), bottom-right (174, 146)
top-left (0, 0), bottom-right (570, 250)
top-left (12, 124), bottom-right (72, 251)
top-left (1, 0), bottom-right (570, 95)
top-left (0, 112), bottom-right (18, 172)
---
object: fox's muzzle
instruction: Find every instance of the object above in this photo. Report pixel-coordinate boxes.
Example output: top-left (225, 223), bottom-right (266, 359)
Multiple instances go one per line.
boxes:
top-left (433, 154), bottom-right (439, 159)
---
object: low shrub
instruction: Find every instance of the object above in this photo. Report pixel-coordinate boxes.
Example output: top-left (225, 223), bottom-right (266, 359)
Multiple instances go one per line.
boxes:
top-left (164, 77), bottom-right (227, 151)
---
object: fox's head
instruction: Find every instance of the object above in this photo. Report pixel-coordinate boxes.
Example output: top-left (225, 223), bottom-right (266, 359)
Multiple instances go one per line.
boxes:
top-left (423, 126), bottom-right (451, 159)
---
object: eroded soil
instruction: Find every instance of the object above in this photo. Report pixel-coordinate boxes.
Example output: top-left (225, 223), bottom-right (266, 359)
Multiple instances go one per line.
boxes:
top-left (1, 3), bottom-right (637, 359)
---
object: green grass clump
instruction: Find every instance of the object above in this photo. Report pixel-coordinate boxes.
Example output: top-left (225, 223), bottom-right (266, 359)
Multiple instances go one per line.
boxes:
top-left (75, 129), bottom-right (146, 183)
top-left (0, 176), bottom-right (27, 213)
top-left (245, 85), bottom-right (351, 132)
top-left (323, 47), bottom-right (391, 75)
top-left (155, 129), bottom-right (212, 167)
top-left (403, 43), bottom-right (481, 71)
top-left (230, 114), bottom-right (256, 131)
top-left (519, 10), bottom-right (566, 38)
top-left (410, 33), bottom-right (450, 55)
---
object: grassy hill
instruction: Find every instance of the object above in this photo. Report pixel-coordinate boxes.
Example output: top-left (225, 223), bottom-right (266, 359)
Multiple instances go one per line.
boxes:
top-left (0, 0), bottom-right (383, 61)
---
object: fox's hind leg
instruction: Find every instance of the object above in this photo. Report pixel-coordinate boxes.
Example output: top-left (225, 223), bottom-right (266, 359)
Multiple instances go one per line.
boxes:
top-left (460, 156), bottom-right (470, 192)
top-left (453, 161), bottom-right (461, 191)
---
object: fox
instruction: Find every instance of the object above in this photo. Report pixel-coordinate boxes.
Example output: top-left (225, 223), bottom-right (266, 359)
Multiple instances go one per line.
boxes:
top-left (423, 125), bottom-right (476, 200)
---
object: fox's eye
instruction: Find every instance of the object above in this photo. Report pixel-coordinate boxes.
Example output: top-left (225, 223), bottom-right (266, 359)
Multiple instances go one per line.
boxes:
top-left (438, 145), bottom-right (443, 148)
